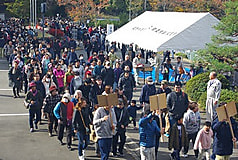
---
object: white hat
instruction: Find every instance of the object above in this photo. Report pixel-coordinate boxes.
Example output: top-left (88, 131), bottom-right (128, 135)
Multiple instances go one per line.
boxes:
top-left (62, 93), bottom-right (71, 100)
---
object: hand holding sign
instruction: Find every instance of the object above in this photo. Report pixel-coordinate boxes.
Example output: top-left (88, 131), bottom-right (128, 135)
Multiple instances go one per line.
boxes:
top-left (216, 101), bottom-right (237, 148)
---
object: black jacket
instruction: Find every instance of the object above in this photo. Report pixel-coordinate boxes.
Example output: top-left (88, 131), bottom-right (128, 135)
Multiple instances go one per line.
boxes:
top-left (118, 75), bottom-right (135, 93)
top-left (89, 84), bottom-right (105, 106)
top-left (167, 91), bottom-right (189, 119)
top-left (114, 106), bottom-right (130, 133)
top-left (8, 67), bottom-right (22, 84)
top-left (73, 107), bottom-right (93, 134)
top-left (101, 67), bottom-right (114, 87)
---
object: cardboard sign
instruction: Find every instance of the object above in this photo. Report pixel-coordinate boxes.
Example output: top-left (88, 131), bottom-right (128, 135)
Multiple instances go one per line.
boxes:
top-left (216, 101), bottom-right (237, 121)
top-left (97, 93), bottom-right (118, 107)
top-left (149, 93), bottom-right (167, 111)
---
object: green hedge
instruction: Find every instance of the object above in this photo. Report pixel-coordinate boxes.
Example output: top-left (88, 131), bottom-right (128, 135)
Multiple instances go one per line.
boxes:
top-left (185, 72), bottom-right (230, 102)
top-left (175, 52), bottom-right (188, 59)
top-left (198, 89), bottom-right (238, 110)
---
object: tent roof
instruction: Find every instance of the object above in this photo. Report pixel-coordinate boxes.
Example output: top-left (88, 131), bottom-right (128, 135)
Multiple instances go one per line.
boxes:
top-left (106, 11), bottom-right (219, 52)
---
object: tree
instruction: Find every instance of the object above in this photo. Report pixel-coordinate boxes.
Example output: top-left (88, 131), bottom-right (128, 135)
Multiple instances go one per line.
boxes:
top-left (58, 0), bottom-right (110, 22)
top-left (196, 1), bottom-right (238, 73)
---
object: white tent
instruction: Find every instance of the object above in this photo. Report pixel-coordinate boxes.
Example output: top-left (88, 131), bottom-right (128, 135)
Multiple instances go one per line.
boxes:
top-left (106, 11), bottom-right (219, 52)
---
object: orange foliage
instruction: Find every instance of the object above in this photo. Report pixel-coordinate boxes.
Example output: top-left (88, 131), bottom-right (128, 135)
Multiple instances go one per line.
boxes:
top-left (58, 0), bottom-right (110, 21)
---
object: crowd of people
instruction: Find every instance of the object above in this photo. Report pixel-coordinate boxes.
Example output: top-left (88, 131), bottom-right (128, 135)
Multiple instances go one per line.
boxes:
top-left (1, 18), bottom-right (238, 160)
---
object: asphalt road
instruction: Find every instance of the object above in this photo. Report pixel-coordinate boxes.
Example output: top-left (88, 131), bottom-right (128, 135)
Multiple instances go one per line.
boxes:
top-left (0, 58), bottom-right (133, 160)
top-left (0, 50), bottom-right (238, 160)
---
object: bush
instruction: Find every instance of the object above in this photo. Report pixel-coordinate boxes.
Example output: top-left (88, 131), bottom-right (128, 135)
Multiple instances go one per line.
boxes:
top-left (198, 89), bottom-right (238, 110)
top-left (175, 52), bottom-right (188, 59)
top-left (185, 72), bottom-right (230, 102)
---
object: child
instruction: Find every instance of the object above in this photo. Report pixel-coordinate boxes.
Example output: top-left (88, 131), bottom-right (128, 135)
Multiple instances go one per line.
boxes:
top-left (183, 101), bottom-right (201, 158)
top-left (168, 116), bottom-right (188, 160)
top-left (127, 100), bottom-right (142, 129)
top-left (194, 121), bottom-right (213, 160)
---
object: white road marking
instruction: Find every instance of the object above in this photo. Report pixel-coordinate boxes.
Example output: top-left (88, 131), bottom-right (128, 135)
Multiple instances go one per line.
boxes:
top-left (0, 70), bottom-right (9, 72)
top-left (0, 113), bottom-right (28, 117)
top-left (0, 89), bottom-right (12, 91)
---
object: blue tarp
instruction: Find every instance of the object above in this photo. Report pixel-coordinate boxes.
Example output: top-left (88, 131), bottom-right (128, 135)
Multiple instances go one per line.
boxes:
top-left (133, 67), bottom-right (190, 83)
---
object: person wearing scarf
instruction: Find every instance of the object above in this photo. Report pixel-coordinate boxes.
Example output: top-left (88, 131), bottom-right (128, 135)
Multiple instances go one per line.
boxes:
top-left (24, 82), bottom-right (43, 132)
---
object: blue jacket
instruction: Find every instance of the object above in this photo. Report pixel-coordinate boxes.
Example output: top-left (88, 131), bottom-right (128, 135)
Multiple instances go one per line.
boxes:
top-left (67, 51), bottom-right (78, 64)
top-left (139, 84), bottom-right (156, 104)
top-left (139, 114), bottom-right (161, 148)
top-left (212, 117), bottom-right (238, 156)
top-left (93, 65), bottom-right (104, 77)
top-left (127, 105), bottom-right (142, 118)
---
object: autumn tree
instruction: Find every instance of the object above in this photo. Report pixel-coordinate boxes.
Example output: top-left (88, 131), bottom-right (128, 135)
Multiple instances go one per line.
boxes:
top-left (58, 0), bottom-right (110, 22)
top-left (196, 1), bottom-right (238, 73)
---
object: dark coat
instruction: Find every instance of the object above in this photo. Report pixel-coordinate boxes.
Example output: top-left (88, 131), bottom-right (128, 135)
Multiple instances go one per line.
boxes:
top-left (139, 84), bottom-right (156, 104)
top-left (101, 67), bottom-right (114, 87)
top-left (114, 106), bottom-right (130, 133)
top-left (157, 87), bottom-right (172, 96)
top-left (118, 75), bottom-right (135, 93)
top-left (8, 67), bottom-right (22, 84)
top-left (73, 107), bottom-right (93, 135)
top-left (167, 91), bottom-right (189, 119)
top-left (168, 123), bottom-right (188, 150)
top-left (25, 90), bottom-right (43, 110)
top-left (89, 84), bottom-right (105, 106)
top-left (212, 117), bottom-right (238, 156)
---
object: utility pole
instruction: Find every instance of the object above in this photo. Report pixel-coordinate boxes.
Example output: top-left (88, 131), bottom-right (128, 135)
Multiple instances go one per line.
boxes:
top-left (41, 2), bottom-right (46, 40)
top-left (129, 0), bottom-right (131, 21)
top-left (144, 0), bottom-right (147, 11)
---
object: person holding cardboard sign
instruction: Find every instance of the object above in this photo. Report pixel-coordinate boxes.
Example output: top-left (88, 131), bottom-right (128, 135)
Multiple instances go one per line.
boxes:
top-left (139, 109), bottom-right (161, 160)
top-left (93, 103), bottom-right (117, 160)
top-left (212, 102), bottom-right (238, 160)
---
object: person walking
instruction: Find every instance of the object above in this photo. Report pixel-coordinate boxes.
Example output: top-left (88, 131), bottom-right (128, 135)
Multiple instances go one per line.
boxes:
top-left (112, 99), bottom-right (130, 157)
top-left (43, 85), bottom-right (61, 137)
top-left (167, 82), bottom-right (189, 127)
top-left (8, 60), bottom-right (22, 98)
top-left (93, 104), bottom-right (117, 160)
top-left (24, 82), bottom-right (43, 132)
top-left (139, 109), bottom-right (161, 160)
top-left (53, 93), bottom-right (74, 150)
top-left (73, 98), bottom-right (92, 160)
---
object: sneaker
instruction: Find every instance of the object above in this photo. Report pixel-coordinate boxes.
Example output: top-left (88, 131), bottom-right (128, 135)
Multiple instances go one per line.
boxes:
top-left (35, 123), bottom-right (38, 129)
top-left (59, 140), bottom-right (64, 145)
top-left (30, 128), bottom-right (34, 132)
top-left (49, 133), bottom-right (52, 137)
top-left (112, 153), bottom-right (118, 157)
top-left (183, 154), bottom-right (188, 158)
top-left (169, 153), bottom-right (175, 160)
top-left (119, 153), bottom-right (124, 157)
top-left (78, 155), bottom-right (85, 160)
top-left (67, 145), bottom-right (72, 151)
top-left (82, 150), bottom-right (85, 156)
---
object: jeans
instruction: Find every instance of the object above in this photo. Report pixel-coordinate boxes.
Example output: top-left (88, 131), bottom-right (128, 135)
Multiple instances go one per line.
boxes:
top-left (169, 116), bottom-right (177, 128)
top-left (98, 138), bottom-right (112, 160)
top-left (172, 137), bottom-right (182, 160)
top-left (77, 132), bottom-right (89, 156)
top-left (155, 135), bottom-right (160, 160)
top-left (112, 131), bottom-right (126, 154)
top-left (29, 109), bottom-right (41, 128)
top-left (175, 73), bottom-right (181, 82)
